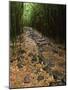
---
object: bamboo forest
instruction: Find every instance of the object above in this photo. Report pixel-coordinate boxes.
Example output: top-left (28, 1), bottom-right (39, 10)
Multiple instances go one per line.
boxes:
top-left (9, 1), bottom-right (66, 88)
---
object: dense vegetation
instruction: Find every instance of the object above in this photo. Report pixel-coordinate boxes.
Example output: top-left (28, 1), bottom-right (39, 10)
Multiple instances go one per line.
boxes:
top-left (10, 2), bottom-right (23, 41)
top-left (9, 2), bottom-right (66, 88)
top-left (10, 2), bottom-right (66, 44)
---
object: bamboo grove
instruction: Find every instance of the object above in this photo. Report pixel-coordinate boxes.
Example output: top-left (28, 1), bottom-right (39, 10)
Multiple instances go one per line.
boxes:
top-left (10, 2), bottom-right (66, 44)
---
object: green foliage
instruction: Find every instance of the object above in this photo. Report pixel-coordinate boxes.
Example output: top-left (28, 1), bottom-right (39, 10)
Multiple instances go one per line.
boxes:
top-left (10, 2), bottom-right (66, 44)
top-left (10, 1), bottom-right (23, 41)
top-left (22, 3), bottom-right (66, 43)
top-left (23, 3), bottom-right (35, 26)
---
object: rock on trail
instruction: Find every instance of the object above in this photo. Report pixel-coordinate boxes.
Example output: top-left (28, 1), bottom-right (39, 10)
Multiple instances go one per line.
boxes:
top-left (9, 27), bottom-right (66, 88)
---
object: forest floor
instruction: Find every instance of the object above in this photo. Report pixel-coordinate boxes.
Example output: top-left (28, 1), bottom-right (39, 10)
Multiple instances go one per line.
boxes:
top-left (9, 27), bottom-right (66, 88)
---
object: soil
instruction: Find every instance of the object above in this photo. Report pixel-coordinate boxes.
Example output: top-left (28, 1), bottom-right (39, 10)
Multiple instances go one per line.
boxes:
top-left (9, 27), bottom-right (66, 88)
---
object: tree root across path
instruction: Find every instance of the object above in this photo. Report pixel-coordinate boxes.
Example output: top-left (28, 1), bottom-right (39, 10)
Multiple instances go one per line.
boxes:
top-left (9, 27), bottom-right (66, 88)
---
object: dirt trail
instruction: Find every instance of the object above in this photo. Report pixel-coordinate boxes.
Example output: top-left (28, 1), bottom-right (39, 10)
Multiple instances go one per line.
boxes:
top-left (10, 27), bottom-right (66, 88)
